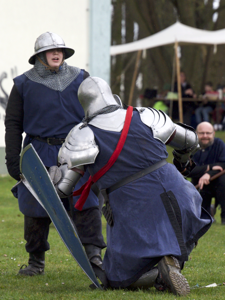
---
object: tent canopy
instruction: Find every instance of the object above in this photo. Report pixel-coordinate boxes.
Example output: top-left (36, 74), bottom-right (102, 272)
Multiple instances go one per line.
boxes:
top-left (110, 21), bottom-right (225, 56)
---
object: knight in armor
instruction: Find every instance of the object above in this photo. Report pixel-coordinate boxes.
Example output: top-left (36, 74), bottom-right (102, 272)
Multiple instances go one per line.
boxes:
top-left (5, 33), bottom-right (106, 277)
top-left (50, 76), bottom-right (212, 295)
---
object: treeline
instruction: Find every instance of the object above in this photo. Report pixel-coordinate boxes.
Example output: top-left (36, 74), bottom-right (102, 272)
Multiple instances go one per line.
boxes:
top-left (111, 0), bottom-right (225, 105)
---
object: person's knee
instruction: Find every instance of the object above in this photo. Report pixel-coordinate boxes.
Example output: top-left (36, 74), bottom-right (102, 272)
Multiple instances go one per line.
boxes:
top-left (214, 174), bottom-right (225, 187)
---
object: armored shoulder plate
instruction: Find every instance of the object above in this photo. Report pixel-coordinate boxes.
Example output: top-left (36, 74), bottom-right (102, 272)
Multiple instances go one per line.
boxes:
top-left (58, 123), bottom-right (99, 169)
top-left (136, 107), bottom-right (176, 144)
top-left (88, 109), bottom-right (127, 132)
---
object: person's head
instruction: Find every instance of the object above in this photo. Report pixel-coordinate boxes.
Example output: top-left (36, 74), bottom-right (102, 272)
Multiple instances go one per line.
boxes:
top-left (180, 71), bottom-right (186, 84)
top-left (196, 122), bottom-right (215, 149)
top-left (204, 82), bottom-right (213, 93)
top-left (29, 32), bottom-right (75, 70)
top-left (45, 48), bottom-right (64, 70)
top-left (78, 77), bottom-right (122, 118)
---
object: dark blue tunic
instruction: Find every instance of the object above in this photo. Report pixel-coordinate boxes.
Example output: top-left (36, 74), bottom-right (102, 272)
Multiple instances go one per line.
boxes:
top-left (13, 70), bottom-right (98, 217)
top-left (87, 110), bottom-right (211, 288)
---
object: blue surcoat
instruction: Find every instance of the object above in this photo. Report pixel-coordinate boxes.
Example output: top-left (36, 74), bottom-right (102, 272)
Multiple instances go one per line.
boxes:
top-left (86, 110), bottom-right (211, 288)
top-left (13, 70), bottom-right (98, 217)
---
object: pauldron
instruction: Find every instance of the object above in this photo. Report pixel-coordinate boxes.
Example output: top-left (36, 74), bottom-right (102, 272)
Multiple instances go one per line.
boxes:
top-left (58, 123), bottom-right (99, 168)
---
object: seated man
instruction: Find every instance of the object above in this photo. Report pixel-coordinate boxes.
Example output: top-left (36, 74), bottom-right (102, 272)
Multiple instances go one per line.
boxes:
top-left (173, 71), bottom-right (196, 125)
top-left (195, 82), bottom-right (216, 125)
top-left (212, 85), bottom-right (225, 130)
top-left (51, 77), bottom-right (212, 296)
top-left (188, 121), bottom-right (225, 224)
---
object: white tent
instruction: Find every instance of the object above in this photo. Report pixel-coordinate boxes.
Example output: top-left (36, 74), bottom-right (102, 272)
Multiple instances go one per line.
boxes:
top-left (110, 21), bottom-right (225, 56)
top-left (110, 21), bottom-right (225, 122)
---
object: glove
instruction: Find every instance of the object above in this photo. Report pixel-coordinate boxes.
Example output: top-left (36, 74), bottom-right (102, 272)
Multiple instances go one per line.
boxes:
top-left (173, 156), bottom-right (196, 176)
top-left (172, 149), bottom-right (191, 164)
top-left (173, 143), bottom-right (200, 165)
top-left (6, 157), bottom-right (21, 181)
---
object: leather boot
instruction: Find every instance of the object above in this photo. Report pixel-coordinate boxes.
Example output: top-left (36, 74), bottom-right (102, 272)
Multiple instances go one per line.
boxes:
top-left (157, 256), bottom-right (190, 296)
top-left (84, 244), bottom-right (103, 267)
top-left (84, 244), bottom-right (108, 288)
top-left (128, 268), bottom-right (158, 290)
top-left (18, 252), bottom-right (45, 276)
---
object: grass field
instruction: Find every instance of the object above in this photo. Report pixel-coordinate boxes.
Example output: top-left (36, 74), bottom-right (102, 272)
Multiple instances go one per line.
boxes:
top-left (0, 132), bottom-right (225, 299)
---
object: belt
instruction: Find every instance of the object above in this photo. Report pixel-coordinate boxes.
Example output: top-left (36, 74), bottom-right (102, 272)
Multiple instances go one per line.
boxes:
top-left (101, 159), bottom-right (168, 227)
top-left (31, 136), bottom-right (65, 145)
top-left (105, 159), bottom-right (168, 195)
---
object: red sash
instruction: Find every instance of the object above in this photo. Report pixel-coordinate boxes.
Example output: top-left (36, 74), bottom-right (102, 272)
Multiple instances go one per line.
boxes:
top-left (74, 106), bottom-right (133, 211)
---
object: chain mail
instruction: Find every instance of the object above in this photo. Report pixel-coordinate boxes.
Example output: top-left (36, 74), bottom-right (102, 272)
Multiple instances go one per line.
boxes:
top-left (24, 52), bottom-right (80, 91)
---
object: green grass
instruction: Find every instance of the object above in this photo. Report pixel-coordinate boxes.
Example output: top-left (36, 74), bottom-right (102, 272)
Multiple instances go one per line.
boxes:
top-left (1, 131), bottom-right (225, 299)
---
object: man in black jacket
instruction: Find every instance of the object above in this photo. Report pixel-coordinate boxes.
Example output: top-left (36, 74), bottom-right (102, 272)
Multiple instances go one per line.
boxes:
top-left (189, 121), bottom-right (225, 224)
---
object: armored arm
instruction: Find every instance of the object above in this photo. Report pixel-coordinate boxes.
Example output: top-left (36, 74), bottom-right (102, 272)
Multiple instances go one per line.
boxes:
top-left (49, 164), bottom-right (84, 198)
top-left (136, 108), bottom-right (199, 175)
top-left (168, 123), bottom-right (199, 175)
top-left (50, 123), bottom-right (99, 198)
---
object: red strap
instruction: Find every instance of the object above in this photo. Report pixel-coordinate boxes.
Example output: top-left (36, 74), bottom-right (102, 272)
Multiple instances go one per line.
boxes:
top-left (74, 106), bottom-right (133, 210)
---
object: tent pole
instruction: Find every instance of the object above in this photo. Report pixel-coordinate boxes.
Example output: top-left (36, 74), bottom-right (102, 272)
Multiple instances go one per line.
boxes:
top-left (169, 52), bottom-right (176, 119)
top-left (128, 50), bottom-right (142, 106)
top-left (175, 40), bottom-right (183, 123)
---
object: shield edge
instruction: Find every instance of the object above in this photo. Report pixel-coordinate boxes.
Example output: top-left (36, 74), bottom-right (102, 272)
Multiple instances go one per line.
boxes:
top-left (20, 144), bottom-right (102, 289)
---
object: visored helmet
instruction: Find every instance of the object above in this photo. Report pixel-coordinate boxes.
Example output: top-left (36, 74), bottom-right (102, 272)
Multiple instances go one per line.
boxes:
top-left (29, 32), bottom-right (75, 65)
top-left (78, 77), bottom-right (121, 118)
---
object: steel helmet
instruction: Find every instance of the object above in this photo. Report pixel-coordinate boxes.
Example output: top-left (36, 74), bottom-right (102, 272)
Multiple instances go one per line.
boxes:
top-left (78, 77), bottom-right (120, 118)
top-left (29, 32), bottom-right (75, 65)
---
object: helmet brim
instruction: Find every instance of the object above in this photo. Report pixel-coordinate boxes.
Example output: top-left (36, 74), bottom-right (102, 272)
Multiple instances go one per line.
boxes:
top-left (28, 45), bottom-right (75, 65)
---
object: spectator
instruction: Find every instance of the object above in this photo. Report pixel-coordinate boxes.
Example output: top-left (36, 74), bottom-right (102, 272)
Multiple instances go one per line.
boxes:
top-left (173, 71), bottom-right (196, 125)
top-left (195, 82), bottom-right (216, 125)
top-left (189, 121), bottom-right (225, 224)
top-left (212, 85), bottom-right (225, 130)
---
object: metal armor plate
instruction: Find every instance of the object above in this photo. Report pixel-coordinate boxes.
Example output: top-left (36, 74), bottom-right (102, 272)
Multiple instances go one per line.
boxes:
top-left (136, 107), bottom-right (176, 144)
top-left (58, 124), bottom-right (99, 168)
top-left (89, 109), bottom-right (127, 132)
